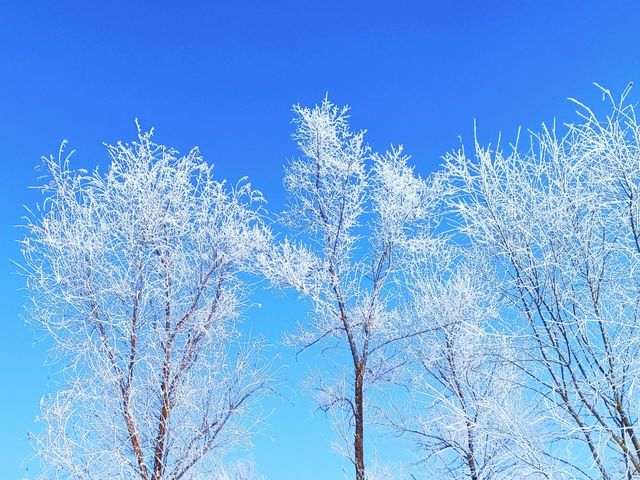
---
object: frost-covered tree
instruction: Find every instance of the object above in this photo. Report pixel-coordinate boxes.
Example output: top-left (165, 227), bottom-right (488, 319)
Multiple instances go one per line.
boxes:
top-left (21, 129), bottom-right (271, 479)
top-left (259, 98), bottom-right (444, 480)
top-left (397, 246), bottom-right (554, 479)
top-left (445, 85), bottom-right (640, 478)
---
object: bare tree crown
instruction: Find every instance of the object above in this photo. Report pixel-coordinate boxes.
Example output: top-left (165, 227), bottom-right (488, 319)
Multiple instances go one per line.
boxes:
top-left (444, 86), bottom-right (640, 478)
top-left (259, 98), bottom-right (446, 479)
top-left (21, 129), bottom-right (271, 479)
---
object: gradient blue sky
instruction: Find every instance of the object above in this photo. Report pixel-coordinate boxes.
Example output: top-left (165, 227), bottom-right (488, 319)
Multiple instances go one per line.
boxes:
top-left (2, 1), bottom-right (640, 478)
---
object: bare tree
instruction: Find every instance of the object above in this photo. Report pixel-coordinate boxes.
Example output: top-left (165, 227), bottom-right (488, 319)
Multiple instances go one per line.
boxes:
top-left (21, 129), bottom-right (271, 479)
top-left (445, 85), bottom-right (640, 478)
top-left (396, 245), bottom-right (556, 479)
top-left (259, 98), bottom-right (443, 480)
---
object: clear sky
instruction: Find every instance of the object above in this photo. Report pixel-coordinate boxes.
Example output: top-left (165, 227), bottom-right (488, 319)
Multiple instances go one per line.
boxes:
top-left (1, 1), bottom-right (640, 478)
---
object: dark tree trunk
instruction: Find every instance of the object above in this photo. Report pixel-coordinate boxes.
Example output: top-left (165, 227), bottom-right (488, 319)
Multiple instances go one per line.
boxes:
top-left (354, 361), bottom-right (365, 480)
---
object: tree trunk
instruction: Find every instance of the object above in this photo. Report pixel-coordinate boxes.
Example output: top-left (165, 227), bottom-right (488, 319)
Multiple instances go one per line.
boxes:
top-left (354, 361), bottom-right (365, 480)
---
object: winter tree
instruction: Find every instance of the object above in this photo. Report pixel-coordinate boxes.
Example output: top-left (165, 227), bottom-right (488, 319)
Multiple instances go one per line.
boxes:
top-left (259, 98), bottom-right (444, 480)
top-left (445, 85), bottom-right (640, 479)
top-left (20, 129), bottom-right (271, 479)
top-left (396, 245), bottom-right (555, 479)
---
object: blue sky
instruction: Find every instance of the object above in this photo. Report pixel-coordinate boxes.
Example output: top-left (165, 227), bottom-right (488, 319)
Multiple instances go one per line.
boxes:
top-left (1, 1), bottom-right (639, 478)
